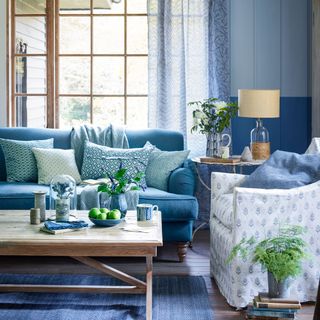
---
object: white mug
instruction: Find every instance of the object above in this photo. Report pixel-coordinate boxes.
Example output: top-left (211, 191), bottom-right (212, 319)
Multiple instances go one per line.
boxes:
top-left (136, 204), bottom-right (158, 221)
top-left (220, 146), bottom-right (230, 159)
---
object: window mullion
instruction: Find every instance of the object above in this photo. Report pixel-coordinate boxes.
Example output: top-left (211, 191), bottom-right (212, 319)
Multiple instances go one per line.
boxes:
top-left (90, 0), bottom-right (93, 124)
top-left (124, 0), bottom-right (127, 125)
top-left (47, 0), bottom-right (55, 128)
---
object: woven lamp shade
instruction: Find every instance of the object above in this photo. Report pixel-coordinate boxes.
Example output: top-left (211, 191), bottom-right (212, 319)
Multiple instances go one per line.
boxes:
top-left (238, 89), bottom-right (280, 118)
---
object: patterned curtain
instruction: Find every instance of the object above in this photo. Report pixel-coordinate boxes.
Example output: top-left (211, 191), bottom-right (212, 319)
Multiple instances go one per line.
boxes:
top-left (147, 0), bottom-right (230, 157)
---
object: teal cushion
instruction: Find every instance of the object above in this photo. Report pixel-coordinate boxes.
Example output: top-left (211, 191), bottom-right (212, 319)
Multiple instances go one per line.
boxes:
top-left (81, 141), bottom-right (152, 183)
top-left (0, 138), bottom-right (54, 182)
top-left (146, 147), bottom-right (190, 191)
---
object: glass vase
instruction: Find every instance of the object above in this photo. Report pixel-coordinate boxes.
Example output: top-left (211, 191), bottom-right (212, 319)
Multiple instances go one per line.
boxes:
top-left (103, 193), bottom-right (128, 218)
top-left (50, 174), bottom-right (77, 222)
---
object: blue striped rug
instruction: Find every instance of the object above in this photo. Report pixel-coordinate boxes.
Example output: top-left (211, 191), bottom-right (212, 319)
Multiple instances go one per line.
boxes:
top-left (0, 274), bottom-right (213, 320)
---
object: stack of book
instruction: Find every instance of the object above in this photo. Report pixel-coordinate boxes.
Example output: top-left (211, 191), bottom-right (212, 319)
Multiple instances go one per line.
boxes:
top-left (246, 293), bottom-right (301, 319)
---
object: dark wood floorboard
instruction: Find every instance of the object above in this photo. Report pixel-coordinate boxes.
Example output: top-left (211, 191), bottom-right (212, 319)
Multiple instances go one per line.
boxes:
top-left (0, 229), bottom-right (315, 319)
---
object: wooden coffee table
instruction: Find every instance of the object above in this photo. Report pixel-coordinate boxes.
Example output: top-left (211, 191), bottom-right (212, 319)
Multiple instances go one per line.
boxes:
top-left (0, 210), bottom-right (163, 320)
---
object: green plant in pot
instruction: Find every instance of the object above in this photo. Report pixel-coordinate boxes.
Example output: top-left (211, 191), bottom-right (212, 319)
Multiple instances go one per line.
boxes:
top-left (227, 225), bottom-right (307, 298)
top-left (97, 161), bottom-right (145, 218)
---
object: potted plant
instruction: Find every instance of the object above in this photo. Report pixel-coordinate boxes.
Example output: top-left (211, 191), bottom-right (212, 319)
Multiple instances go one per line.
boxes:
top-left (97, 161), bottom-right (145, 217)
top-left (227, 225), bottom-right (307, 298)
top-left (188, 98), bottom-right (238, 157)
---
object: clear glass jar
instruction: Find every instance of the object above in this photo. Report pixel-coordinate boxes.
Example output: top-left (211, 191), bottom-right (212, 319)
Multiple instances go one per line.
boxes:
top-left (50, 175), bottom-right (77, 221)
top-left (251, 119), bottom-right (269, 143)
top-left (250, 119), bottom-right (270, 160)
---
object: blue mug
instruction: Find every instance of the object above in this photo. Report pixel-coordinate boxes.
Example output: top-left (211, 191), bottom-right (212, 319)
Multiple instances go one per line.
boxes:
top-left (136, 204), bottom-right (158, 221)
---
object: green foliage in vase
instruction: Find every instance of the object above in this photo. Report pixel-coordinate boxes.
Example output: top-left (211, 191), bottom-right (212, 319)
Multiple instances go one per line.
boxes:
top-left (189, 97), bottom-right (238, 134)
top-left (97, 163), bottom-right (145, 196)
top-left (227, 225), bottom-right (308, 282)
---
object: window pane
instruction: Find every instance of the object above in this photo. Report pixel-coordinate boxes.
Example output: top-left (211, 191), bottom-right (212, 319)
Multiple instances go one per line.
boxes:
top-left (93, 0), bottom-right (124, 14)
top-left (16, 17), bottom-right (46, 54)
top-left (127, 0), bottom-right (147, 14)
top-left (59, 97), bottom-right (90, 128)
top-left (59, 57), bottom-right (90, 94)
top-left (127, 57), bottom-right (148, 95)
top-left (127, 17), bottom-right (148, 54)
top-left (15, 57), bottom-right (46, 94)
top-left (60, 17), bottom-right (90, 54)
top-left (92, 97), bottom-right (124, 126)
top-left (93, 57), bottom-right (124, 94)
top-left (59, 0), bottom-right (90, 14)
top-left (16, 96), bottom-right (46, 127)
top-left (93, 17), bottom-right (124, 54)
top-left (126, 97), bottom-right (148, 128)
top-left (16, 0), bottom-right (46, 14)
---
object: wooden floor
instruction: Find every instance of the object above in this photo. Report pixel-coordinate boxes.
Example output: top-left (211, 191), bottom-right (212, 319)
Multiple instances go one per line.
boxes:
top-left (0, 229), bottom-right (315, 319)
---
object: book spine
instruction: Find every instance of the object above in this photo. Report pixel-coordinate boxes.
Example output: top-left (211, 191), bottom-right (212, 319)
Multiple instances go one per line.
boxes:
top-left (248, 310), bottom-right (295, 318)
top-left (255, 301), bottom-right (301, 309)
top-left (258, 297), bottom-right (300, 304)
top-left (252, 307), bottom-right (296, 313)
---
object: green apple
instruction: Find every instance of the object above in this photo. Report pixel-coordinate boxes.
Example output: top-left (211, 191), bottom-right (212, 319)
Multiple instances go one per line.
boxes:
top-left (88, 208), bottom-right (100, 219)
top-left (97, 212), bottom-right (107, 220)
top-left (107, 209), bottom-right (121, 220)
top-left (100, 208), bottom-right (110, 214)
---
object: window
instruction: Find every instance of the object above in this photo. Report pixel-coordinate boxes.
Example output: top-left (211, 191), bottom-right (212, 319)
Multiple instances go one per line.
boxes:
top-left (9, 0), bottom-right (148, 128)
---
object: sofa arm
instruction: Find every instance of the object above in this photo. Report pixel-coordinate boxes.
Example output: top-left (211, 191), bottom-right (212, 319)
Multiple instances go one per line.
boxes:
top-left (211, 172), bottom-right (247, 201)
top-left (168, 160), bottom-right (196, 196)
top-left (232, 181), bottom-right (320, 247)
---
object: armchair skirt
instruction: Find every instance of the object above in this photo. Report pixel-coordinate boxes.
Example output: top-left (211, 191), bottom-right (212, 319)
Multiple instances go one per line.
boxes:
top-left (210, 172), bottom-right (320, 308)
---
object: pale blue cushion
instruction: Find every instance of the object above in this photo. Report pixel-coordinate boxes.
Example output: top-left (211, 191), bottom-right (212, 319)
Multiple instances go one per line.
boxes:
top-left (240, 150), bottom-right (320, 189)
top-left (0, 138), bottom-right (53, 182)
top-left (81, 141), bottom-right (152, 182)
top-left (146, 148), bottom-right (190, 191)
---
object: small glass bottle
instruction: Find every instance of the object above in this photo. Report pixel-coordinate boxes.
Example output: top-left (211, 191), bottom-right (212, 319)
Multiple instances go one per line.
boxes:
top-left (250, 118), bottom-right (270, 160)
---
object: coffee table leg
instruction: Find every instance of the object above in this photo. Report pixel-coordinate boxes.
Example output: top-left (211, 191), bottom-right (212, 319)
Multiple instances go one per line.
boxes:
top-left (146, 255), bottom-right (153, 320)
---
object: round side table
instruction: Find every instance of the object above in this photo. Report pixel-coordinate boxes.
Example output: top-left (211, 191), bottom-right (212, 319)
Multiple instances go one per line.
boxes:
top-left (190, 157), bottom-right (264, 245)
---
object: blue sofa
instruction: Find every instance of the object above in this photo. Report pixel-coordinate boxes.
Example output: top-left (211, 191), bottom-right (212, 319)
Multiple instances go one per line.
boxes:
top-left (0, 127), bottom-right (198, 261)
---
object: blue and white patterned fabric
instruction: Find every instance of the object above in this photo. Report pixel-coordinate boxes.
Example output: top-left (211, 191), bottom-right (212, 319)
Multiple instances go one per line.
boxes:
top-left (210, 172), bottom-right (320, 308)
top-left (81, 141), bottom-right (152, 182)
top-left (147, 0), bottom-right (230, 157)
top-left (0, 138), bottom-right (53, 182)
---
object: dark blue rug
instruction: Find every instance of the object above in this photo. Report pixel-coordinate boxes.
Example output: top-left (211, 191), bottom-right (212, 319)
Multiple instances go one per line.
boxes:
top-left (0, 274), bottom-right (213, 320)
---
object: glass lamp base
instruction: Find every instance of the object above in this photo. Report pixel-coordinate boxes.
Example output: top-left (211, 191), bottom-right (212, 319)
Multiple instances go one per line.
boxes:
top-left (251, 142), bottom-right (270, 160)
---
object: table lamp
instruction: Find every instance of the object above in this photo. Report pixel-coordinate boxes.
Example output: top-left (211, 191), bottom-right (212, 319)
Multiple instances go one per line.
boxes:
top-left (238, 89), bottom-right (280, 160)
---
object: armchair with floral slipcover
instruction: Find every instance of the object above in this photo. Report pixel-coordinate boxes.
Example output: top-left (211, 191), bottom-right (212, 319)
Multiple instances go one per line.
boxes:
top-left (209, 155), bottom-right (320, 307)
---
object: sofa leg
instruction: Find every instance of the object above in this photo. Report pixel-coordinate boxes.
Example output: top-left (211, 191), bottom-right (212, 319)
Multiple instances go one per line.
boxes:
top-left (177, 242), bottom-right (188, 262)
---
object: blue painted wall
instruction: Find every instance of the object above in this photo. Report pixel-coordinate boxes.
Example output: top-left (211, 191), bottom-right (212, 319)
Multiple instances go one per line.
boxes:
top-left (230, 0), bottom-right (311, 155)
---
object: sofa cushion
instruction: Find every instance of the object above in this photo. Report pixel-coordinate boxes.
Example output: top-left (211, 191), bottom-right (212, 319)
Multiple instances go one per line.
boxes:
top-left (146, 149), bottom-right (190, 191)
top-left (213, 193), bottom-right (234, 230)
top-left (0, 182), bottom-right (49, 210)
top-left (0, 128), bottom-right (71, 182)
top-left (32, 148), bottom-right (81, 184)
top-left (138, 187), bottom-right (198, 221)
top-left (0, 138), bottom-right (53, 182)
top-left (81, 141), bottom-right (152, 182)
